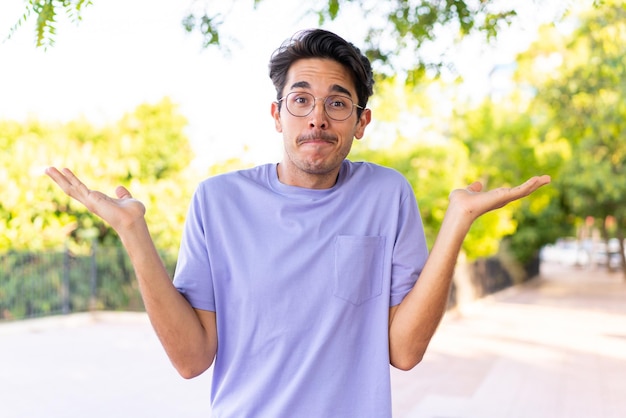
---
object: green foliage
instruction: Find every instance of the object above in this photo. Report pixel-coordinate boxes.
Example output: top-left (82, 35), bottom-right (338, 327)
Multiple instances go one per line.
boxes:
top-left (352, 133), bottom-right (534, 260)
top-left (508, 187), bottom-right (573, 263)
top-left (12, 0), bottom-right (522, 77)
top-left (7, 0), bottom-right (620, 285)
top-left (115, 98), bottom-right (193, 181)
top-left (181, 11), bottom-right (222, 49)
top-left (0, 98), bottom-right (242, 320)
top-left (517, 2), bottom-right (626, 269)
top-left (451, 94), bottom-right (564, 262)
top-left (0, 97), bottom-right (199, 253)
top-left (6, 0), bottom-right (92, 48)
top-left (0, 246), bottom-right (177, 320)
top-left (350, 75), bottom-right (551, 261)
top-left (352, 138), bottom-right (464, 249)
top-left (315, 0), bottom-right (517, 77)
top-left (559, 139), bottom-right (626, 220)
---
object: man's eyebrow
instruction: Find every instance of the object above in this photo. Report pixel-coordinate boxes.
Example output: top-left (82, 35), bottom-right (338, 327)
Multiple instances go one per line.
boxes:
top-left (289, 81), bottom-right (311, 90)
top-left (329, 84), bottom-right (352, 97)
top-left (288, 81), bottom-right (353, 97)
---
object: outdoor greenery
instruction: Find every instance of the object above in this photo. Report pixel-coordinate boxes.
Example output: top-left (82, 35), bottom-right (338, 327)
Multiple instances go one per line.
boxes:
top-left (0, 246), bottom-right (177, 320)
top-left (0, 97), bottom-right (199, 253)
top-left (2, 1), bottom-right (625, 320)
top-left (8, 1), bottom-right (513, 58)
top-left (4, 0), bottom-right (577, 78)
top-left (0, 97), bottom-right (196, 320)
top-left (525, 1), bottom-right (626, 273)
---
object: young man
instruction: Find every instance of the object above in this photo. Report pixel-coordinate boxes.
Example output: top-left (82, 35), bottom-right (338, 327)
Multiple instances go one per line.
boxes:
top-left (46, 29), bottom-right (550, 417)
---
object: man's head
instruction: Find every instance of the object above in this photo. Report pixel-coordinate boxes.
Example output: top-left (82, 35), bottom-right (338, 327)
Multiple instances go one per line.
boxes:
top-left (269, 29), bottom-right (374, 117)
top-left (269, 30), bottom-right (374, 189)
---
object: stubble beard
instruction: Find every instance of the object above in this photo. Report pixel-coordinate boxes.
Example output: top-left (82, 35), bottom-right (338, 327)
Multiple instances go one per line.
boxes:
top-left (291, 132), bottom-right (350, 176)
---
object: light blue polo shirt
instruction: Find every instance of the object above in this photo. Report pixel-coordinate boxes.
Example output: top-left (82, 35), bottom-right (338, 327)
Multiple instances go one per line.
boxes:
top-left (174, 160), bottom-right (428, 417)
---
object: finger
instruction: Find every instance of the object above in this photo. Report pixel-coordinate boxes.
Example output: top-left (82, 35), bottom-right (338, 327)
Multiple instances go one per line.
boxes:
top-left (46, 166), bottom-right (82, 196)
top-left (466, 181), bottom-right (483, 193)
top-left (532, 174), bottom-right (552, 187)
top-left (514, 175), bottom-right (551, 196)
top-left (46, 167), bottom-right (91, 201)
top-left (62, 168), bottom-right (92, 195)
top-left (491, 176), bottom-right (550, 208)
top-left (60, 167), bottom-right (82, 186)
top-left (45, 166), bottom-right (71, 188)
top-left (115, 186), bottom-right (133, 199)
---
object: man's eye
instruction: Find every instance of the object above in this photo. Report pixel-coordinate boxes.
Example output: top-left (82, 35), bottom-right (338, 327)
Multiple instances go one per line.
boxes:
top-left (292, 95), bottom-right (310, 105)
top-left (328, 97), bottom-right (349, 108)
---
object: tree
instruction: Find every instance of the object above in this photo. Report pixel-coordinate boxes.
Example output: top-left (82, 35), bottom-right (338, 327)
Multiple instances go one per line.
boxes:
top-left (520, 1), bottom-right (626, 275)
top-left (350, 75), bottom-right (545, 261)
top-left (7, 0), bottom-right (529, 77)
top-left (0, 98), bottom-right (198, 253)
top-left (6, 0), bottom-right (92, 48)
top-left (0, 98), bottom-right (251, 319)
top-left (451, 91), bottom-right (568, 264)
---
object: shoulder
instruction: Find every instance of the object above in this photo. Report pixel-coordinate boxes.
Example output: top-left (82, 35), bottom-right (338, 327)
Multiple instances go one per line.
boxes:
top-left (197, 164), bottom-right (272, 190)
top-left (341, 160), bottom-right (417, 206)
top-left (190, 164), bottom-right (274, 207)
top-left (343, 160), bottom-right (409, 187)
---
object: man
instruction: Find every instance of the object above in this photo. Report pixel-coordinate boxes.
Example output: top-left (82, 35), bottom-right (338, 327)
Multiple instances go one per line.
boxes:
top-left (46, 29), bottom-right (550, 417)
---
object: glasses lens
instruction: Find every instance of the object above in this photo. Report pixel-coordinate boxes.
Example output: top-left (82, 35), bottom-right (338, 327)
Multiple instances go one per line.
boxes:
top-left (285, 92), bottom-right (315, 117)
top-left (283, 92), bottom-right (355, 120)
top-left (324, 95), bottom-right (354, 120)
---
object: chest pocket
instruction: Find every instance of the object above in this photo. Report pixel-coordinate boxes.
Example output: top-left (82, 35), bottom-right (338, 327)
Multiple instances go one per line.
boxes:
top-left (334, 235), bottom-right (385, 305)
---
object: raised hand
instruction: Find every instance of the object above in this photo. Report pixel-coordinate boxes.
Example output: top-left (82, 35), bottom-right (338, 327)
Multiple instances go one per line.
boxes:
top-left (389, 174), bottom-right (552, 369)
top-left (448, 175), bottom-right (551, 223)
top-left (46, 167), bottom-right (218, 374)
top-left (45, 167), bottom-right (146, 233)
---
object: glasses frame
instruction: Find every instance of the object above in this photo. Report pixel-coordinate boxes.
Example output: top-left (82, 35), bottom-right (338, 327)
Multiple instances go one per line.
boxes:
top-left (277, 92), bottom-right (364, 121)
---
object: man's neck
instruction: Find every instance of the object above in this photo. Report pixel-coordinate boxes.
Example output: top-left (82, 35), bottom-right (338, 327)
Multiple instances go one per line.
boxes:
top-left (276, 163), bottom-right (340, 189)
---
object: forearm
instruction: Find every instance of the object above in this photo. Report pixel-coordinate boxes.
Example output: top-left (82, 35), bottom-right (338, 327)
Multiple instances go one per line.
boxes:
top-left (118, 221), bottom-right (217, 377)
top-left (388, 175), bottom-right (551, 370)
top-left (44, 167), bottom-right (216, 377)
top-left (389, 207), bottom-right (472, 370)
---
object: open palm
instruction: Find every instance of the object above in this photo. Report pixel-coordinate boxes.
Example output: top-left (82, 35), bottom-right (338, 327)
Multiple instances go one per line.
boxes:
top-left (449, 175), bottom-right (551, 222)
top-left (45, 167), bottom-right (146, 233)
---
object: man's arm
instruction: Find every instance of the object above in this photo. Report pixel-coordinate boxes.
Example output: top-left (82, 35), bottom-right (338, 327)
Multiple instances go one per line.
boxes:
top-left (45, 167), bottom-right (217, 378)
top-left (388, 176), bottom-right (551, 371)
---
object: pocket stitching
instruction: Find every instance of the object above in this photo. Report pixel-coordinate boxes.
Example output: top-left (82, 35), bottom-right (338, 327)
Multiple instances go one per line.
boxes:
top-left (333, 235), bottom-right (385, 305)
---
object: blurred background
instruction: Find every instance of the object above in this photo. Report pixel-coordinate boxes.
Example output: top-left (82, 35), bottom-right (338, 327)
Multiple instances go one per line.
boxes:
top-left (2, 0), bottom-right (624, 315)
top-left (1, 0), bottom-right (625, 417)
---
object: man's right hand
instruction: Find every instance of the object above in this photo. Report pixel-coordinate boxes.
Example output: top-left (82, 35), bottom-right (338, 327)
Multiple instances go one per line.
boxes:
top-left (46, 166), bottom-right (218, 377)
top-left (45, 167), bottom-right (146, 233)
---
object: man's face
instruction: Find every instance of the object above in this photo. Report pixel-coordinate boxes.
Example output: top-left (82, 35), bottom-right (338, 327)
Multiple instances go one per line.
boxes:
top-left (271, 58), bottom-right (371, 189)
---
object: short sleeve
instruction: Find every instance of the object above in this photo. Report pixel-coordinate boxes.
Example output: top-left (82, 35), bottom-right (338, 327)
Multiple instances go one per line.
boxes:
top-left (389, 182), bottom-right (428, 307)
top-left (173, 185), bottom-right (216, 311)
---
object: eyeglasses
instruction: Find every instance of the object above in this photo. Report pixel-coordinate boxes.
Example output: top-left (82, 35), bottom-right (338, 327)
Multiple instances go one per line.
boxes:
top-left (277, 92), bottom-right (364, 121)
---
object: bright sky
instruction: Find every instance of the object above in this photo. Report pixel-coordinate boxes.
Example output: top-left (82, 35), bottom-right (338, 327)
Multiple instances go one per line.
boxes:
top-left (0, 0), bottom-right (567, 167)
top-left (1, 0), bottom-right (318, 165)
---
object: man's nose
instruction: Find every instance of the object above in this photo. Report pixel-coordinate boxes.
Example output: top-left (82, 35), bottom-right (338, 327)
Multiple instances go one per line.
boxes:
top-left (308, 99), bottom-right (328, 128)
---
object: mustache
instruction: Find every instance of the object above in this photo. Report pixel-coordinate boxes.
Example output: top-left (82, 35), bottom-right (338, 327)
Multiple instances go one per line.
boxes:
top-left (297, 131), bottom-right (338, 144)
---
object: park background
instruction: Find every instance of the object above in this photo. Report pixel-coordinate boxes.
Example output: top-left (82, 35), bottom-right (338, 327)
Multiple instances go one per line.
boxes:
top-left (2, 0), bottom-right (626, 320)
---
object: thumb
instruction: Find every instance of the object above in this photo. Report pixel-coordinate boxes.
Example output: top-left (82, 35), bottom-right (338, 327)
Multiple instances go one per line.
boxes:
top-left (466, 181), bottom-right (483, 193)
top-left (115, 186), bottom-right (133, 199)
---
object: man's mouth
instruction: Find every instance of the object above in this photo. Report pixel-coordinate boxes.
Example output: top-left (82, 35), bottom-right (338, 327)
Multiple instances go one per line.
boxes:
top-left (297, 131), bottom-right (337, 145)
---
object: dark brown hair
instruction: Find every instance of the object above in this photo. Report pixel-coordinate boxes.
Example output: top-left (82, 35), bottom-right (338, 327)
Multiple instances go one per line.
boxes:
top-left (269, 29), bottom-right (374, 117)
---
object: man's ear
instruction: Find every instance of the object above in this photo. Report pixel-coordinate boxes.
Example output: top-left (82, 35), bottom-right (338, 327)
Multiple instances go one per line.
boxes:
top-left (354, 108), bottom-right (372, 140)
top-left (271, 102), bottom-right (282, 133)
